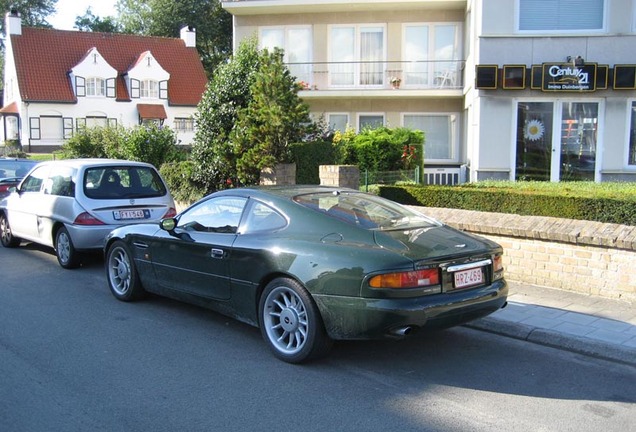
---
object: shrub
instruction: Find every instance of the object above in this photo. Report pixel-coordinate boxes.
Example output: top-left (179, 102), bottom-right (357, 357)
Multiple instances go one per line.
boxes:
top-left (160, 161), bottom-right (206, 204)
top-left (290, 140), bottom-right (337, 184)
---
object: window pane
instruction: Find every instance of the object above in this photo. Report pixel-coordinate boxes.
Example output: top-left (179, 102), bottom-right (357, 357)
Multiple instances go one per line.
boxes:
top-left (404, 115), bottom-right (451, 160)
top-left (40, 117), bottom-right (63, 140)
top-left (404, 26), bottom-right (429, 85)
top-left (328, 114), bottom-right (348, 132)
top-left (520, 0), bottom-right (604, 30)
top-left (434, 25), bottom-right (458, 84)
top-left (287, 28), bottom-right (312, 83)
top-left (560, 102), bottom-right (597, 181)
top-left (330, 27), bottom-right (355, 85)
top-left (516, 102), bottom-right (553, 181)
top-left (630, 102), bottom-right (636, 165)
top-left (261, 28), bottom-right (284, 51)
top-left (359, 115), bottom-right (383, 130)
top-left (360, 27), bottom-right (383, 85)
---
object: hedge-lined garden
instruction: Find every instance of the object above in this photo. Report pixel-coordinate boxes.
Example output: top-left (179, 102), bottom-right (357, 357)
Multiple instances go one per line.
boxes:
top-left (379, 181), bottom-right (636, 226)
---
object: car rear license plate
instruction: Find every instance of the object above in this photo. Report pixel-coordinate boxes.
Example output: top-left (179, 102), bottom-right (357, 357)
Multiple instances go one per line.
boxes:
top-left (113, 209), bottom-right (150, 220)
top-left (454, 267), bottom-right (483, 289)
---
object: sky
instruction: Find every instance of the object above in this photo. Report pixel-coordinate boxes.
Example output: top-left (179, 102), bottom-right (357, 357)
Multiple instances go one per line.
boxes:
top-left (48, 0), bottom-right (118, 30)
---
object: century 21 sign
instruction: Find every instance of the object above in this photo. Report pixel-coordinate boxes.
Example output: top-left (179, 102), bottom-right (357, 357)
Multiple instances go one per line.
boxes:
top-left (541, 63), bottom-right (597, 92)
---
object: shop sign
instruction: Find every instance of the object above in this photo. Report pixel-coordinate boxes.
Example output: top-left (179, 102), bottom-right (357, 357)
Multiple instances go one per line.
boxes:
top-left (542, 63), bottom-right (597, 92)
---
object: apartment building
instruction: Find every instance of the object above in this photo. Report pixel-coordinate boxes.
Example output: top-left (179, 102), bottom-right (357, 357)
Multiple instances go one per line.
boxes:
top-left (222, 0), bottom-right (636, 183)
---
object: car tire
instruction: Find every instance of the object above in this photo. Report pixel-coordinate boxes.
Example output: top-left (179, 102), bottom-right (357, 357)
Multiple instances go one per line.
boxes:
top-left (55, 226), bottom-right (81, 269)
top-left (106, 240), bottom-right (145, 302)
top-left (259, 277), bottom-right (333, 364)
top-left (0, 213), bottom-right (20, 247)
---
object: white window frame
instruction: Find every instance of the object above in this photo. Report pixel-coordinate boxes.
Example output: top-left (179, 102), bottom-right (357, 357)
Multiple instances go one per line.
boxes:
top-left (357, 113), bottom-right (385, 132)
top-left (140, 79), bottom-right (159, 98)
top-left (626, 99), bottom-right (636, 169)
top-left (402, 113), bottom-right (459, 163)
top-left (328, 24), bottom-right (387, 88)
top-left (174, 117), bottom-right (195, 132)
top-left (86, 77), bottom-right (106, 97)
top-left (327, 113), bottom-right (350, 133)
top-left (401, 22), bottom-right (462, 88)
top-left (259, 25), bottom-right (313, 84)
top-left (516, 0), bottom-right (607, 34)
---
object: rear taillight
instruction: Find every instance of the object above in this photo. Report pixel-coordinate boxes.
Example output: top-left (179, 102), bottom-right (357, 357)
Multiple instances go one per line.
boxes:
top-left (73, 212), bottom-right (106, 225)
top-left (493, 254), bottom-right (504, 280)
top-left (0, 185), bottom-right (9, 193)
top-left (163, 207), bottom-right (177, 218)
top-left (369, 268), bottom-right (440, 289)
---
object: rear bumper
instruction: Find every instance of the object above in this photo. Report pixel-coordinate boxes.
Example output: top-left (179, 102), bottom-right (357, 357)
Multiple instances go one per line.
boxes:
top-left (313, 279), bottom-right (508, 340)
top-left (66, 224), bottom-right (118, 250)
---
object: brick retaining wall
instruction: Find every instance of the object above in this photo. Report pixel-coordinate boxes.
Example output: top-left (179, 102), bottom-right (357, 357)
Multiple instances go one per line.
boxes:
top-left (412, 207), bottom-right (636, 302)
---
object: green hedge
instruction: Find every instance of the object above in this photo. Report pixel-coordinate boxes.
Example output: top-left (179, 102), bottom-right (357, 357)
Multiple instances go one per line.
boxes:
top-left (290, 140), bottom-right (337, 184)
top-left (378, 182), bottom-right (636, 225)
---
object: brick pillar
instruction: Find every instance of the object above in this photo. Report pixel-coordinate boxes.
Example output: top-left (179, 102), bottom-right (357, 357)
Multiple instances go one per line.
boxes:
top-left (319, 165), bottom-right (360, 190)
top-left (260, 163), bottom-right (297, 185)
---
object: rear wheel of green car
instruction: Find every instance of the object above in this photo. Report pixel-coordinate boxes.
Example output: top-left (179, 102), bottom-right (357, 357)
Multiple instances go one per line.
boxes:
top-left (259, 277), bottom-right (332, 364)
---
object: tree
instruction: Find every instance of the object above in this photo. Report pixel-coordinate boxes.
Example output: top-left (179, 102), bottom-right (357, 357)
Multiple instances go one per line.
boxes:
top-left (116, 0), bottom-right (232, 75)
top-left (0, 0), bottom-right (57, 33)
top-left (190, 38), bottom-right (262, 192)
top-left (231, 48), bottom-right (313, 185)
top-left (74, 7), bottom-right (121, 32)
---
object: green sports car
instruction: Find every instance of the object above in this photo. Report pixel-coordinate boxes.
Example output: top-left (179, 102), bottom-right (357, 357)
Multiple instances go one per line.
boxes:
top-left (105, 186), bottom-right (507, 363)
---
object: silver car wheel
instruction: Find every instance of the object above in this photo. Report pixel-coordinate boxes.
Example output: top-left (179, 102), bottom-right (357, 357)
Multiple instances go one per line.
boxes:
top-left (108, 245), bottom-right (131, 296)
top-left (262, 285), bottom-right (309, 355)
top-left (57, 230), bottom-right (71, 263)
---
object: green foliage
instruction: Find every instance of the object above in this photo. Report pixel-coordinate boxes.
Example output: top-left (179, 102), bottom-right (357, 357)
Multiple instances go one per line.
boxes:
top-left (335, 126), bottom-right (424, 172)
top-left (159, 160), bottom-right (206, 204)
top-left (290, 141), bottom-right (338, 184)
top-left (378, 181), bottom-right (636, 225)
top-left (231, 48), bottom-right (313, 185)
top-left (0, 0), bottom-right (57, 32)
top-left (74, 7), bottom-right (121, 32)
top-left (191, 37), bottom-right (262, 192)
top-left (116, 0), bottom-right (232, 74)
top-left (59, 124), bottom-right (182, 168)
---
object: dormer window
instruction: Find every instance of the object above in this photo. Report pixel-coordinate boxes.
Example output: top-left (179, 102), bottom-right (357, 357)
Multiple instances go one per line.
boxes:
top-left (86, 77), bottom-right (106, 97)
top-left (140, 79), bottom-right (159, 98)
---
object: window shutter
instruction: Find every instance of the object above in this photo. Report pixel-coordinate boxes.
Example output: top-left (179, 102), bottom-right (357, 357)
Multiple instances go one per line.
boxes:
top-left (108, 118), bottom-right (118, 128)
top-left (76, 118), bottom-right (86, 131)
top-left (63, 118), bottom-right (74, 139)
top-left (30, 117), bottom-right (41, 140)
top-left (106, 78), bottom-right (116, 98)
top-left (159, 80), bottom-right (168, 99)
top-left (75, 76), bottom-right (86, 97)
top-left (130, 79), bottom-right (140, 98)
top-left (519, 0), bottom-right (604, 31)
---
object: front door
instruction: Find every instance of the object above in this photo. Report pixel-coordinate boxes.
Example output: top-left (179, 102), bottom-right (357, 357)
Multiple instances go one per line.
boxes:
top-left (515, 101), bottom-right (600, 182)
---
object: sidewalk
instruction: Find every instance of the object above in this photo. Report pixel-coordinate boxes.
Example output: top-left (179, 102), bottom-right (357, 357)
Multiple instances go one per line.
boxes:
top-left (467, 282), bottom-right (636, 367)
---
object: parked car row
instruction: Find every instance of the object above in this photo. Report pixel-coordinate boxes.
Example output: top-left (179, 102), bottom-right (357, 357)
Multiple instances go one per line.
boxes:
top-left (0, 161), bottom-right (508, 363)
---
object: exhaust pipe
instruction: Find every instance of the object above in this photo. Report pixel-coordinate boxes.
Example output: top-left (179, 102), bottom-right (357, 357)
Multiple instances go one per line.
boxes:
top-left (392, 326), bottom-right (413, 336)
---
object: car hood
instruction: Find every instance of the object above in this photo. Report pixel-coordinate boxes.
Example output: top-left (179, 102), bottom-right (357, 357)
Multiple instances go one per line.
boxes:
top-left (373, 224), bottom-right (498, 261)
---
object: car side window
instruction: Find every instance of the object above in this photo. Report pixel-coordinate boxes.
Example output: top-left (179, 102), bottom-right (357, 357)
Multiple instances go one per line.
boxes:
top-left (21, 166), bottom-right (48, 193)
top-left (178, 196), bottom-right (247, 234)
top-left (44, 166), bottom-right (75, 197)
top-left (240, 201), bottom-right (286, 234)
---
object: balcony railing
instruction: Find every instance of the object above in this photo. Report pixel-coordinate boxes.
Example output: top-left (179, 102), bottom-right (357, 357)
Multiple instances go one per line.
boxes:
top-left (287, 60), bottom-right (465, 91)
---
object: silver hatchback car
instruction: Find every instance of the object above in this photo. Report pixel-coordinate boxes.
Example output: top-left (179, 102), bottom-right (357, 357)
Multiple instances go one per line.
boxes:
top-left (0, 159), bottom-right (176, 268)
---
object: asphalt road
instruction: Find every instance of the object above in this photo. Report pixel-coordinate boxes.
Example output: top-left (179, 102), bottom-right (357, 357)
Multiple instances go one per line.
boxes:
top-left (1, 243), bottom-right (635, 432)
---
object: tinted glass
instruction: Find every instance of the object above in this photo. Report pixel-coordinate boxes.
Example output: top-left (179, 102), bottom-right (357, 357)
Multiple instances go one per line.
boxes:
top-left (294, 191), bottom-right (440, 230)
top-left (83, 166), bottom-right (167, 199)
top-left (178, 196), bottom-right (247, 234)
top-left (0, 160), bottom-right (38, 179)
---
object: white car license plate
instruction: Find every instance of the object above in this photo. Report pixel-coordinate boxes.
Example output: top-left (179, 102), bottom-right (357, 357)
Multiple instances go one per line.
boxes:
top-left (454, 267), bottom-right (483, 289)
top-left (113, 209), bottom-right (150, 221)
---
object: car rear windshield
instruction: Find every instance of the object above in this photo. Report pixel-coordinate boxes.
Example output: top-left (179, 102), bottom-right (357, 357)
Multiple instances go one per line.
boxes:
top-left (0, 160), bottom-right (38, 179)
top-left (294, 191), bottom-right (440, 230)
top-left (83, 166), bottom-right (167, 199)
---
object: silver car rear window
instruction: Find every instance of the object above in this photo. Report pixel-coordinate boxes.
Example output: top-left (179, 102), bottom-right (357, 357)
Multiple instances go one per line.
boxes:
top-left (83, 166), bottom-right (167, 199)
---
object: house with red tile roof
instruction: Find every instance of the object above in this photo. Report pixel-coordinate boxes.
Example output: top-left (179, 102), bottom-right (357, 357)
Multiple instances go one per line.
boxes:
top-left (1, 10), bottom-right (207, 152)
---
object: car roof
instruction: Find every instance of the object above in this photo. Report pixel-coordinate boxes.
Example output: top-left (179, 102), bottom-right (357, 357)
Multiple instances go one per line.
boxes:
top-left (220, 185), bottom-right (361, 199)
top-left (35, 158), bottom-right (156, 169)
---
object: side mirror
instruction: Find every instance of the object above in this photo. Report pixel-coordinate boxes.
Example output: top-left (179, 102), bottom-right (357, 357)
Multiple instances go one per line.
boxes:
top-left (160, 218), bottom-right (176, 231)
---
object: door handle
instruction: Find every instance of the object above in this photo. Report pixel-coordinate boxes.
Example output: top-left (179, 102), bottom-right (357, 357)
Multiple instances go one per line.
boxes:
top-left (211, 248), bottom-right (224, 259)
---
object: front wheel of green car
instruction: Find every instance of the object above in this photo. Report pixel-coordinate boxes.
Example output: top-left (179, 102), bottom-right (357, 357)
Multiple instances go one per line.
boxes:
top-left (258, 277), bottom-right (332, 364)
top-left (106, 240), bottom-right (145, 301)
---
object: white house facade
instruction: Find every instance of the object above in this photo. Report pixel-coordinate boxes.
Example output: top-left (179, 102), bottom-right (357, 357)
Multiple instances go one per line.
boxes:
top-left (1, 12), bottom-right (207, 152)
top-left (222, 0), bottom-right (636, 183)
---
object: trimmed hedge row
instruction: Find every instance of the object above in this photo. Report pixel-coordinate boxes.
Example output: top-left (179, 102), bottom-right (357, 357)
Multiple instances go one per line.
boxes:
top-left (379, 184), bottom-right (636, 226)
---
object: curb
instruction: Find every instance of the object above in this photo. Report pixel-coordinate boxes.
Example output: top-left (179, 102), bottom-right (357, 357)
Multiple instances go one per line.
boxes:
top-left (465, 317), bottom-right (636, 368)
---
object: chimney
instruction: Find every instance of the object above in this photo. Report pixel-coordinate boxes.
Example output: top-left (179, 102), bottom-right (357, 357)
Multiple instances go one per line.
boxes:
top-left (180, 25), bottom-right (196, 48)
top-left (6, 9), bottom-right (22, 36)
